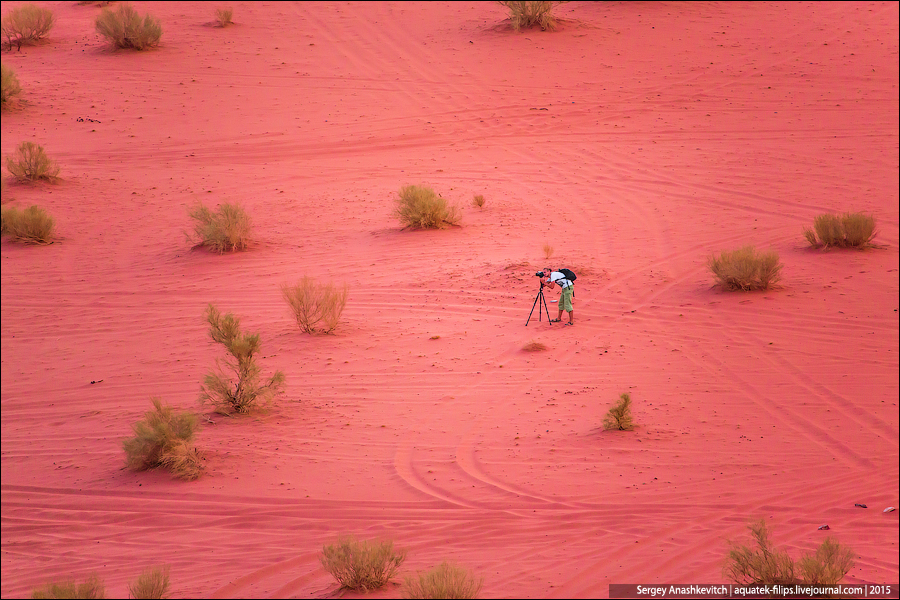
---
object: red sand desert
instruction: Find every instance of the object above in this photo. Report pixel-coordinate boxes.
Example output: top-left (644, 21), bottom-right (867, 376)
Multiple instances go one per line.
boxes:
top-left (2, 1), bottom-right (898, 598)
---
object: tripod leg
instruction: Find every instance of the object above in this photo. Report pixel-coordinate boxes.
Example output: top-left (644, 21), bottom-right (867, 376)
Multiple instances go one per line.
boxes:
top-left (541, 290), bottom-right (552, 325)
top-left (526, 289), bottom-right (542, 326)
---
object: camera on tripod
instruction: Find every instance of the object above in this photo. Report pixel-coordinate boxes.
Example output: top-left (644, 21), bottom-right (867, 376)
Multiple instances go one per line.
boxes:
top-left (535, 271), bottom-right (545, 278)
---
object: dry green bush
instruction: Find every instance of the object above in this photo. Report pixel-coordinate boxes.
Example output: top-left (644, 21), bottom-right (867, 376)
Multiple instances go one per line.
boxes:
top-left (804, 212), bottom-right (877, 249)
top-left (6, 141), bottom-right (60, 182)
top-left (395, 185), bottom-right (461, 230)
top-left (707, 245), bottom-right (782, 291)
top-left (472, 194), bottom-right (485, 208)
top-left (2, 63), bottom-right (22, 105)
top-left (2, 4), bottom-right (55, 50)
top-left (797, 537), bottom-right (855, 587)
top-left (320, 537), bottom-right (407, 592)
top-left (188, 201), bottom-right (252, 253)
top-left (95, 3), bottom-right (162, 50)
top-left (603, 392), bottom-right (634, 431)
top-left (402, 562), bottom-right (484, 599)
top-left (725, 519), bottom-right (854, 588)
top-left (1, 205), bottom-right (56, 244)
top-left (214, 7), bottom-right (234, 27)
top-left (31, 573), bottom-right (105, 599)
top-left (725, 519), bottom-right (797, 586)
top-left (200, 304), bottom-right (285, 415)
top-left (123, 398), bottom-right (203, 480)
top-left (522, 340), bottom-right (547, 352)
top-left (128, 565), bottom-right (170, 600)
top-left (498, 1), bottom-right (565, 31)
top-left (281, 277), bottom-right (349, 334)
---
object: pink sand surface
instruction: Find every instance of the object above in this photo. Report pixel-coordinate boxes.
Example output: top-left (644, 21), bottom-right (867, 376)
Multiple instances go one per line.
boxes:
top-left (2, 2), bottom-right (898, 598)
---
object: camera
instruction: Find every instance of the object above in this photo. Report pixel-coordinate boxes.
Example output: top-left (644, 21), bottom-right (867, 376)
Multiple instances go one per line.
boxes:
top-left (535, 271), bottom-right (545, 278)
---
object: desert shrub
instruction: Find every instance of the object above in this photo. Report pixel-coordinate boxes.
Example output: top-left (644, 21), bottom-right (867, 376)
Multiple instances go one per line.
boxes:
top-left (281, 277), bottom-right (349, 334)
top-left (31, 573), bottom-right (105, 599)
top-left (320, 537), bottom-right (407, 592)
top-left (128, 565), bottom-right (170, 600)
top-left (804, 212), bottom-right (877, 249)
top-left (472, 194), bottom-right (485, 208)
top-left (2, 63), bottom-right (22, 104)
top-left (2, 4), bottom-right (55, 50)
top-left (95, 3), bottom-right (162, 50)
top-left (542, 243), bottom-right (553, 259)
top-left (394, 184), bottom-right (461, 230)
top-left (123, 398), bottom-right (202, 480)
top-left (522, 340), bottom-right (547, 352)
top-left (840, 212), bottom-right (877, 247)
top-left (707, 245), bottom-right (782, 291)
top-left (725, 519), bottom-right (853, 588)
top-left (725, 519), bottom-right (797, 586)
top-left (6, 141), bottom-right (60, 182)
top-left (497, 1), bottom-right (565, 31)
top-left (214, 7), bottom-right (233, 27)
top-left (797, 537), bottom-right (855, 586)
top-left (602, 392), bottom-right (634, 431)
top-left (402, 562), bottom-right (484, 599)
top-left (1, 205), bottom-right (56, 244)
top-left (188, 201), bottom-right (252, 253)
top-left (200, 304), bottom-right (285, 415)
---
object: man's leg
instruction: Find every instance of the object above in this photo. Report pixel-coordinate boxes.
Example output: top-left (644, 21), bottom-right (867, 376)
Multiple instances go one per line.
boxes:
top-left (568, 310), bottom-right (574, 325)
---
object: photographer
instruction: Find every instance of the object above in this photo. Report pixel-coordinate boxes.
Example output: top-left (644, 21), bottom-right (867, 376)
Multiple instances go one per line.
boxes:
top-left (543, 269), bottom-right (574, 326)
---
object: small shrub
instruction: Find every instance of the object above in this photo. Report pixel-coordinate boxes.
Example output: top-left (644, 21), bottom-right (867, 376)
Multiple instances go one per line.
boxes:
top-left (123, 398), bottom-right (202, 480)
top-left (394, 185), bottom-right (461, 230)
top-left (128, 566), bottom-right (170, 600)
top-left (797, 537), bottom-right (855, 586)
top-left (200, 304), bottom-right (285, 415)
top-left (214, 7), bottom-right (234, 27)
top-left (522, 340), bottom-right (547, 352)
top-left (840, 212), bottom-right (877, 247)
top-left (724, 519), bottom-right (852, 588)
top-left (188, 201), bottom-right (252, 253)
top-left (497, 1), bottom-right (565, 31)
top-left (320, 537), bottom-right (407, 592)
top-left (6, 141), bottom-right (60, 182)
top-left (31, 573), bottom-right (105, 599)
top-left (472, 194), bottom-right (485, 208)
top-left (707, 245), bottom-right (782, 291)
top-left (602, 392), bottom-right (634, 431)
top-left (281, 277), bottom-right (349, 334)
top-left (2, 4), bottom-right (55, 50)
top-left (1, 205), bottom-right (55, 244)
top-left (402, 562), bottom-right (484, 599)
top-left (542, 243), bottom-right (553, 259)
top-left (2, 63), bottom-right (22, 105)
top-left (725, 519), bottom-right (796, 586)
top-left (804, 212), bottom-right (877, 249)
top-left (95, 3), bottom-right (162, 50)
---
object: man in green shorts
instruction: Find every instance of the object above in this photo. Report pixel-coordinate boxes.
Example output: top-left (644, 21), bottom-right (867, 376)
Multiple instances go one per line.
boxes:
top-left (543, 269), bottom-right (574, 326)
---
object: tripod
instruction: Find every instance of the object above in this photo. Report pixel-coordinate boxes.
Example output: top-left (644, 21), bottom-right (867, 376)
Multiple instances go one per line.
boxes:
top-left (526, 280), bottom-right (553, 326)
